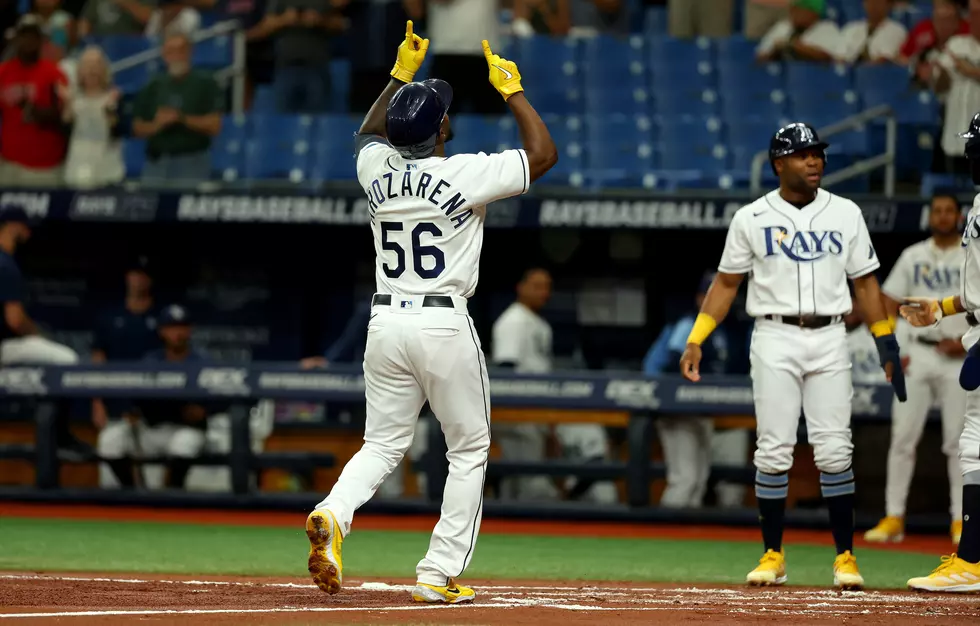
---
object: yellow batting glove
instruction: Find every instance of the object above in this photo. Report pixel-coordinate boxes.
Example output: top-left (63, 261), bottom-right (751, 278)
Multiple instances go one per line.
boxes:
top-left (482, 39), bottom-right (523, 100)
top-left (391, 20), bottom-right (429, 84)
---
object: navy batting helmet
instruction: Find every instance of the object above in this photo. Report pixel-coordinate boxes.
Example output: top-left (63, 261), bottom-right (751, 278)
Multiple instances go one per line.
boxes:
top-left (960, 112), bottom-right (980, 160)
top-left (386, 78), bottom-right (453, 159)
top-left (768, 122), bottom-right (829, 176)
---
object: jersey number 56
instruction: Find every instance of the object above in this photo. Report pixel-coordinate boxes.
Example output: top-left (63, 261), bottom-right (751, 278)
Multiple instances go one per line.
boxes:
top-left (381, 221), bottom-right (446, 279)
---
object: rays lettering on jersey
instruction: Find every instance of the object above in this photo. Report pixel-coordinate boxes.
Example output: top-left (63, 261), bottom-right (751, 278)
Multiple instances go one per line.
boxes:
top-left (912, 263), bottom-right (960, 289)
top-left (963, 213), bottom-right (980, 247)
top-left (365, 171), bottom-right (474, 229)
top-left (763, 226), bottom-right (844, 262)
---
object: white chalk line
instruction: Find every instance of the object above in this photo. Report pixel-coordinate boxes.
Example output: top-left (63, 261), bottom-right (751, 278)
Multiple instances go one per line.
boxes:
top-left (1, 573), bottom-right (975, 619)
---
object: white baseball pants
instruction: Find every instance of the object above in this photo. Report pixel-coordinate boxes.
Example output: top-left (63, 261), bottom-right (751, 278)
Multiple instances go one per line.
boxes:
top-left (316, 295), bottom-right (491, 586)
top-left (97, 421), bottom-right (207, 488)
top-left (750, 320), bottom-right (854, 475)
top-left (885, 340), bottom-right (966, 520)
top-left (959, 326), bottom-right (980, 481)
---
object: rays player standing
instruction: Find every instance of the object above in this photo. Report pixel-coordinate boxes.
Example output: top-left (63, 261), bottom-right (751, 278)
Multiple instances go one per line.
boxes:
top-left (679, 122), bottom-right (907, 590)
top-left (904, 112), bottom-right (980, 592)
top-left (865, 194), bottom-right (969, 547)
top-left (304, 22), bottom-right (558, 603)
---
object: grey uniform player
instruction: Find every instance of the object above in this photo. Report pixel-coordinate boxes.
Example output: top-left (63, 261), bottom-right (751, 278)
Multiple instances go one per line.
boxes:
top-left (866, 194), bottom-right (969, 546)
top-left (303, 22), bottom-right (558, 604)
top-left (905, 113), bottom-right (980, 592)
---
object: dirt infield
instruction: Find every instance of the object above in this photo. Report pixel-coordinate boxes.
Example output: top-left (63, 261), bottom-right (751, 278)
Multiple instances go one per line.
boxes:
top-left (2, 572), bottom-right (979, 624)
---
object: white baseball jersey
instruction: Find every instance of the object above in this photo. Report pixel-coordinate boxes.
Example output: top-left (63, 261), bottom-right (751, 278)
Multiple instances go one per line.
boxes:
top-left (718, 189), bottom-right (880, 317)
top-left (491, 302), bottom-right (552, 373)
top-left (961, 193), bottom-right (980, 315)
top-left (882, 237), bottom-right (968, 341)
top-left (355, 134), bottom-right (531, 298)
top-left (837, 18), bottom-right (907, 63)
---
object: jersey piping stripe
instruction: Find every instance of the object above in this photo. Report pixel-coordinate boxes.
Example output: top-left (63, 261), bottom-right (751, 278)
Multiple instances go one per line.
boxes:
top-left (807, 193), bottom-right (833, 315)
top-left (519, 150), bottom-right (529, 194)
top-left (459, 315), bottom-right (491, 579)
top-left (847, 261), bottom-right (880, 279)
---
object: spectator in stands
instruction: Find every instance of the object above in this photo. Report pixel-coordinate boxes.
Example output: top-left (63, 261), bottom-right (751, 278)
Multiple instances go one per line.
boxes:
top-left (667, 0), bottom-right (733, 38)
top-left (253, 0), bottom-right (345, 114)
top-left (492, 268), bottom-right (617, 503)
top-left (232, 0), bottom-right (276, 110)
top-left (144, 0), bottom-right (202, 38)
top-left (898, 0), bottom-right (967, 67)
top-left (0, 15), bottom-right (69, 188)
top-left (133, 32), bottom-right (222, 184)
top-left (33, 0), bottom-right (75, 60)
top-left (511, 0), bottom-right (570, 37)
top-left (568, 0), bottom-right (628, 36)
top-left (344, 0), bottom-right (410, 112)
top-left (643, 272), bottom-right (747, 509)
top-left (935, 0), bottom-right (980, 176)
top-left (97, 304), bottom-right (214, 490)
top-left (61, 45), bottom-right (124, 188)
top-left (756, 0), bottom-right (840, 63)
top-left (745, 0), bottom-right (789, 40)
top-left (91, 257), bottom-right (160, 430)
top-left (403, 0), bottom-right (505, 114)
top-left (0, 206), bottom-right (87, 458)
top-left (837, 0), bottom-right (907, 64)
top-left (77, 0), bottom-right (151, 36)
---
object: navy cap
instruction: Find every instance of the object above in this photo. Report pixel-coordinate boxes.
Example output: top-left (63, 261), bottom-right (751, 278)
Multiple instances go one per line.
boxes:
top-left (0, 206), bottom-right (32, 226)
top-left (159, 304), bottom-right (192, 326)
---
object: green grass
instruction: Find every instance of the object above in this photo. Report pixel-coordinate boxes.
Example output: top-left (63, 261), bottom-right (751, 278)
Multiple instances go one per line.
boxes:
top-left (0, 517), bottom-right (941, 589)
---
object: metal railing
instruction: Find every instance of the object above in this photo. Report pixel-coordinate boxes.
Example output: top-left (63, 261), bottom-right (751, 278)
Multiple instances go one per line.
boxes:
top-left (749, 104), bottom-right (898, 198)
top-left (108, 20), bottom-right (246, 115)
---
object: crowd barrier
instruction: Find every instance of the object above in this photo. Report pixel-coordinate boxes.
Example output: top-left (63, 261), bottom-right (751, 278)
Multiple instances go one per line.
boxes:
top-left (0, 187), bottom-right (959, 231)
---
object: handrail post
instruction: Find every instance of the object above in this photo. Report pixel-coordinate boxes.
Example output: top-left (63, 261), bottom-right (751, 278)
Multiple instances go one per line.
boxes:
top-left (231, 29), bottom-right (246, 115)
top-left (884, 114), bottom-right (897, 198)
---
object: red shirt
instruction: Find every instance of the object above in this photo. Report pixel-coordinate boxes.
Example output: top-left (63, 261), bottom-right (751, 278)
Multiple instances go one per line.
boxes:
top-left (0, 58), bottom-right (67, 169)
top-left (900, 17), bottom-right (970, 59)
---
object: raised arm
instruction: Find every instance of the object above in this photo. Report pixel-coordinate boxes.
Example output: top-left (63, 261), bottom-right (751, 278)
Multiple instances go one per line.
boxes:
top-left (482, 40), bottom-right (557, 182)
top-left (358, 20), bottom-right (429, 138)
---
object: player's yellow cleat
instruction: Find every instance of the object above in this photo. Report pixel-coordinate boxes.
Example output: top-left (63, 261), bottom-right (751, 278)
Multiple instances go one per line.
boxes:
top-left (908, 554), bottom-right (980, 592)
top-left (746, 549), bottom-right (786, 586)
top-left (412, 578), bottom-right (476, 604)
top-left (863, 515), bottom-right (904, 543)
top-left (306, 509), bottom-right (343, 595)
top-left (952, 520), bottom-right (963, 546)
top-left (833, 550), bottom-right (864, 590)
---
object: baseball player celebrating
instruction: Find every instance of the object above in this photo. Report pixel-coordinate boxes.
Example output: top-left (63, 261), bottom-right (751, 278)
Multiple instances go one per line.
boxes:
top-left (679, 123), bottom-right (907, 590)
top-left (304, 22), bottom-right (558, 604)
top-left (865, 193), bottom-right (969, 546)
top-left (904, 112), bottom-right (980, 592)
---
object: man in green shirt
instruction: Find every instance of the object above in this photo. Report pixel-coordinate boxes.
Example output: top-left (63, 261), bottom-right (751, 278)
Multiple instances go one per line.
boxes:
top-left (133, 32), bottom-right (222, 184)
top-left (79, 0), bottom-right (155, 37)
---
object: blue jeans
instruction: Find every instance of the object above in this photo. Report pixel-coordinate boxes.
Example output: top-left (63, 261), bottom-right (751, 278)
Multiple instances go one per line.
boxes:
top-left (274, 65), bottom-right (331, 114)
top-left (142, 151), bottom-right (212, 185)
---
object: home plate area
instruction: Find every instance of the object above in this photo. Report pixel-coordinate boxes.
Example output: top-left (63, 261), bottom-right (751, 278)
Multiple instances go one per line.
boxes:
top-left (1, 574), bottom-right (979, 624)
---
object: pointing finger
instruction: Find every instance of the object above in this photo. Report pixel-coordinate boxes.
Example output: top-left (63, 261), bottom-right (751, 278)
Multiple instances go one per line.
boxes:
top-left (482, 39), bottom-right (492, 61)
top-left (406, 20), bottom-right (413, 41)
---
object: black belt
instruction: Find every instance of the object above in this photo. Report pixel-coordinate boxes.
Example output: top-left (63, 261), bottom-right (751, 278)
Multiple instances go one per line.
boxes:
top-left (968, 312), bottom-right (978, 327)
top-left (371, 294), bottom-right (454, 308)
top-left (916, 337), bottom-right (941, 346)
top-left (763, 314), bottom-right (840, 329)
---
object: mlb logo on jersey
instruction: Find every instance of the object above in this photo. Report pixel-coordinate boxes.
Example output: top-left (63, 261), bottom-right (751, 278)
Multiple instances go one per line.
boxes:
top-left (763, 226), bottom-right (844, 262)
top-left (400, 299), bottom-right (414, 309)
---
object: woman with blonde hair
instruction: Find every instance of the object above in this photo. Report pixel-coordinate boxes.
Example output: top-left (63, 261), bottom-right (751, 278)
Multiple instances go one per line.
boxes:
top-left (61, 45), bottom-right (125, 188)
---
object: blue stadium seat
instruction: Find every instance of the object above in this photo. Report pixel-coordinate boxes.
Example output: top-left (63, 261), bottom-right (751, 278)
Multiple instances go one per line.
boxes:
top-left (99, 35), bottom-right (151, 62)
top-left (123, 139), bottom-right (145, 177)
top-left (448, 115), bottom-right (506, 155)
top-left (252, 86), bottom-right (276, 113)
top-left (516, 36), bottom-right (579, 82)
top-left (583, 87), bottom-right (650, 115)
top-left (715, 35), bottom-right (758, 67)
top-left (649, 67), bottom-right (715, 96)
top-left (527, 86), bottom-right (582, 115)
top-left (243, 139), bottom-right (309, 181)
top-left (657, 118), bottom-right (726, 180)
top-left (839, 1), bottom-right (864, 22)
top-left (308, 115), bottom-right (361, 181)
top-left (653, 89), bottom-right (719, 119)
top-left (252, 114), bottom-right (318, 147)
top-left (720, 91), bottom-right (787, 124)
top-left (193, 34), bottom-right (233, 67)
top-left (717, 63), bottom-right (784, 98)
top-left (647, 35), bottom-right (713, 64)
top-left (864, 89), bottom-right (940, 125)
top-left (542, 115), bottom-right (585, 179)
top-left (581, 37), bottom-right (647, 91)
top-left (329, 60), bottom-right (351, 113)
top-left (785, 63), bottom-right (853, 99)
top-left (854, 64), bottom-right (911, 98)
top-left (643, 6), bottom-right (668, 34)
top-left (114, 63), bottom-right (150, 94)
top-left (790, 96), bottom-right (859, 123)
top-left (585, 114), bottom-right (655, 185)
top-left (212, 114), bottom-right (249, 179)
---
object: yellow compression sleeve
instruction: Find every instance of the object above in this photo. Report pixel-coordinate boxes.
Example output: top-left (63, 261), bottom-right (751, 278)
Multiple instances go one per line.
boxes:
top-left (941, 297), bottom-right (958, 317)
top-left (686, 313), bottom-right (718, 345)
